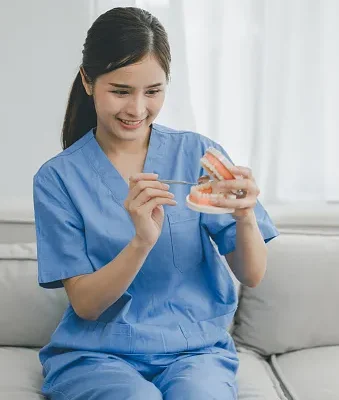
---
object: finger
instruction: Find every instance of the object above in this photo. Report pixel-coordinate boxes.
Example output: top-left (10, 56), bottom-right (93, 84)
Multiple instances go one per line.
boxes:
top-left (132, 187), bottom-right (175, 208)
top-left (210, 196), bottom-right (257, 209)
top-left (216, 179), bottom-right (259, 194)
top-left (128, 180), bottom-right (170, 203)
top-left (128, 173), bottom-right (159, 188)
top-left (125, 180), bottom-right (168, 209)
top-left (142, 196), bottom-right (177, 214)
top-left (228, 166), bottom-right (253, 179)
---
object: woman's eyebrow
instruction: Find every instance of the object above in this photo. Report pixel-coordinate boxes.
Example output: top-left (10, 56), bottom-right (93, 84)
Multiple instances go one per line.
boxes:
top-left (108, 83), bottom-right (163, 88)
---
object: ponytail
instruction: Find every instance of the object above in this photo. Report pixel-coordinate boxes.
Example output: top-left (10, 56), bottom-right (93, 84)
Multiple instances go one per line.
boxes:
top-left (61, 7), bottom-right (171, 149)
top-left (61, 71), bottom-right (97, 150)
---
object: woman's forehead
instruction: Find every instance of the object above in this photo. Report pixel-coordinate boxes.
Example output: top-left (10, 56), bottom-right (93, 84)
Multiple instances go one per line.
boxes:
top-left (100, 56), bottom-right (166, 86)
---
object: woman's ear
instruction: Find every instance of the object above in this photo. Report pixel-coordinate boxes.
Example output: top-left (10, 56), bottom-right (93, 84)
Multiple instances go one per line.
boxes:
top-left (79, 67), bottom-right (93, 96)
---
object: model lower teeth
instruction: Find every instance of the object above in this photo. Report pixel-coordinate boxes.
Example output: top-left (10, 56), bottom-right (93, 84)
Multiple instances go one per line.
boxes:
top-left (186, 147), bottom-right (241, 214)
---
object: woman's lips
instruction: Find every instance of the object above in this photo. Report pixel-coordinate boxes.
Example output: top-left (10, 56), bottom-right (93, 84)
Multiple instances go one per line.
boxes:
top-left (117, 118), bottom-right (145, 129)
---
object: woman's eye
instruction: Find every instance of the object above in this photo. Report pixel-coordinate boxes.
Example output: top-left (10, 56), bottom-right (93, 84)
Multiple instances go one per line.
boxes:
top-left (111, 89), bottom-right (161, 96)
top-left (112, 90), bottom-right (129, 95)
top-left (147, 90), bottom-right (160, 96)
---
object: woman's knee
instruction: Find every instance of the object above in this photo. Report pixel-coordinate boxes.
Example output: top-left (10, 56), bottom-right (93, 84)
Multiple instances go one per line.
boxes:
top-left (48, 382), bottom-right (162, 400)
top-left (122, 382), bottom-right (163, 400)
top-left (162, 380), bottom-right (236, 400)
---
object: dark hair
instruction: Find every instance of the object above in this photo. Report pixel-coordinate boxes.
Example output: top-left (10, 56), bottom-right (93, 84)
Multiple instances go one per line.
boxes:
top-left (61, 7), bottom-right (171, 149)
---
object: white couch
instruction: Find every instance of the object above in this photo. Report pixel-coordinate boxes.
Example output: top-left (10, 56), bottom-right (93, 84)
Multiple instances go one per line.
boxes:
top-left (0, 204), bottom-right (338, 400)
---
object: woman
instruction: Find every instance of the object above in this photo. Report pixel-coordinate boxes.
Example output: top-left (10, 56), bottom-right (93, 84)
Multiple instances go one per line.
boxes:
top-left (33, 7), bottom-right (279, 400)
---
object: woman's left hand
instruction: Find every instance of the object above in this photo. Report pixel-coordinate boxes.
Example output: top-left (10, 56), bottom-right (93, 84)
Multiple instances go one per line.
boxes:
top-left (210, 166), bottom-right (260, 220)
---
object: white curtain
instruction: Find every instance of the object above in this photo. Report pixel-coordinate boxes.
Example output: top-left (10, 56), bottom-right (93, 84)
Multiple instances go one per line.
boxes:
top-left (91, 0), bottom-right (339, 205)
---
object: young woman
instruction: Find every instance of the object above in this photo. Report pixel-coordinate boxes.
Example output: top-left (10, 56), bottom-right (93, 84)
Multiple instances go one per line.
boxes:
top-left (33, 7), bottom-right (279, 400)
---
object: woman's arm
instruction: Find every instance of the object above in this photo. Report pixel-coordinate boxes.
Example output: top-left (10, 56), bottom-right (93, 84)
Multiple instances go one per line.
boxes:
top-left (225, 210), bottom-right (267, 287)
top-left (63, 236), bottom-right (152, 321)
top-left (210, 166), bottom-right (269, 287)
top-left (62, 173), bottom-right (176, 321)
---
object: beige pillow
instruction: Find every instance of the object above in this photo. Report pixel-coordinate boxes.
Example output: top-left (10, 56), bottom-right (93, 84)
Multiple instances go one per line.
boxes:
top-left (0, 243), bottom-right (68, 347)
top-left (232, 233), bottom-right (339, 355)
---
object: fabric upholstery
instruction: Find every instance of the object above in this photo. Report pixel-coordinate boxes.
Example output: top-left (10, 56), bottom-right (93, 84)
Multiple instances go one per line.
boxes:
top-left (232, 233), bottom-right (339, 355)
top-left (270, 346), bottom-right (339, 400)
top-left (0, 243), bottom-right (68, 347)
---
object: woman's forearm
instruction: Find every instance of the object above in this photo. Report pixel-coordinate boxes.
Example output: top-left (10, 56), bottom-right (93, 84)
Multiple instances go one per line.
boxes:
top-left (228, 210), bottom-right (267, 287)
top-left (63, 237), bottom-right (153, 320)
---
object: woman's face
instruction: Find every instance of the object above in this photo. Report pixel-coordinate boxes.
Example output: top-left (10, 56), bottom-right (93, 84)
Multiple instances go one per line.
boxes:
top-left (82, 55), bottom-right (167, 142)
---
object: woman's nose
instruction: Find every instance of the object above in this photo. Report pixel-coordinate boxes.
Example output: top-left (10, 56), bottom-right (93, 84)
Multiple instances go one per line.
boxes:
top-left (125, 95), bottom-right (146, 118)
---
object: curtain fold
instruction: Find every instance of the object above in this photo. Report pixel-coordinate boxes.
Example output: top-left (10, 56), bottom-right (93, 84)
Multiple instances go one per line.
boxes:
top-left (92, 0), bottom-right (339, 204)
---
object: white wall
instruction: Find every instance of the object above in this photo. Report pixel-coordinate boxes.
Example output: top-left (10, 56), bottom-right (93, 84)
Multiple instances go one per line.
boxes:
top-left (0, 0), bottom-right (194, 214)
top-left (1, 1), bottom-right (337, 215)
top-left (0, 0), bottom-right (90, 211)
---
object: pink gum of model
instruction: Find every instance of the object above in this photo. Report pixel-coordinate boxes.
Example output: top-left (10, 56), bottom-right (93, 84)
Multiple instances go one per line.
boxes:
top-left (186, 147), bottom-right (242, 214)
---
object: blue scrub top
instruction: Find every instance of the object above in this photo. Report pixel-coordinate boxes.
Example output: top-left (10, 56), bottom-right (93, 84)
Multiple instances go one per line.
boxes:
top-left (33, 123), bottom-right (279, 364)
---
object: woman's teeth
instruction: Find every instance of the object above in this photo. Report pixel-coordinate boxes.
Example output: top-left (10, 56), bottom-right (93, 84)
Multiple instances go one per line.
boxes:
top-left (119, 119), bottom-right (142, 125)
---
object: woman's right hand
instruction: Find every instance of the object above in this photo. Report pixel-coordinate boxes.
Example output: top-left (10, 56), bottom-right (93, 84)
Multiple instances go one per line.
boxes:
top-left (124, 173), bottom-right (177, 247)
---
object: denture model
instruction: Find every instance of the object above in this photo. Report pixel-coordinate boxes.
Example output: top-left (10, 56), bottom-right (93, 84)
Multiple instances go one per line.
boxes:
top-left (186, 147), bottom-right (242, 214)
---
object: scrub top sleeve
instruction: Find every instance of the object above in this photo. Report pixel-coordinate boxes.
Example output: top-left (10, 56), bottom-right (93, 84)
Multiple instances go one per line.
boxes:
top-left (200, 140), bottom-right (279, 255)
top-left (33, 173), bottom-right (95, 289)
top-left (201, 201), bottom-right (279, 255)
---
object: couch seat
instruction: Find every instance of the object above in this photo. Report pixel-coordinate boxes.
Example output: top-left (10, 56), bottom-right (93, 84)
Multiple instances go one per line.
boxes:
top-left (0, 347), bottom-right (44, 399)
top-left (0, 345), bottom-right (289, 400)
top-left (237, 347), bottom-right (287, 399)
top-left (271, 345), bottom-right (339, 400)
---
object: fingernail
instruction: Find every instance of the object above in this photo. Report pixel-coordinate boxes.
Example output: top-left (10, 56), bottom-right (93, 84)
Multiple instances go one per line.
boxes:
top-left (163, 184), bottom-right (170, 189)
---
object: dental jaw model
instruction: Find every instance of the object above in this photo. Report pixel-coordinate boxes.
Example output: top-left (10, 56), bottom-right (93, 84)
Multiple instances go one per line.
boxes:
top-left (186, 147), bottom-right (242, 214)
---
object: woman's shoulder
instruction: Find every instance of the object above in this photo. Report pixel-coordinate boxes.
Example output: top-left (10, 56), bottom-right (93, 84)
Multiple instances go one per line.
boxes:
top-left (34, 129), bottom-right (94, 182)
top-left (152, 123), bottom-right (221, 149)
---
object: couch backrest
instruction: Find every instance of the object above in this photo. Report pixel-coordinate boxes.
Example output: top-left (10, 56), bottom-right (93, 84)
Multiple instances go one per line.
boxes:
top-left (232, 203), bottom-right (339, 356)
top-left (0, 210), bottom-right (68, 347)
top-left (1, 204), bottom-right (339, 350)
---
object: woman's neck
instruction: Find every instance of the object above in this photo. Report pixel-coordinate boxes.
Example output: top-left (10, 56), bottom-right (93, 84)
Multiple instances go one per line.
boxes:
top-left (95, 125), bottom-right (151, 158)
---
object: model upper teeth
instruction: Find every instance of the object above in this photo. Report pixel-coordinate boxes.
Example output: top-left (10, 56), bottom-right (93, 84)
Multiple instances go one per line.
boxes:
top-left (120, 119), bottom-right (142, 125)
top-left (200, 157), bottom-right (224, 180)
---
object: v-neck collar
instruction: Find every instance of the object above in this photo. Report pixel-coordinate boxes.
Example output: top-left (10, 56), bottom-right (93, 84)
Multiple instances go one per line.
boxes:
top-left (82, 124), bottom-right (166, 208)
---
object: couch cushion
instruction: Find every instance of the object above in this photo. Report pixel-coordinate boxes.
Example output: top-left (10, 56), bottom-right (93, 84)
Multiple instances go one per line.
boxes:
top-left (0, 345), bottom-right (288, 400)
top-left (232, 232), bottom-right (339, 355)
top-left (0, 243), bottom-right (68, 347)
top-left (236, 347), bottom-right (287, 399)
top-left (270, 346), bottom-right (339, 400)
top-left (0, 211), bottom-right (36, 244)
top-left (0, 347), bottom-right (44, 399)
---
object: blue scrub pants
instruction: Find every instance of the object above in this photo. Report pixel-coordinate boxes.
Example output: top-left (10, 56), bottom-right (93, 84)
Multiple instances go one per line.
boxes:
top-left (42, 348), bottom-right (238, 399)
